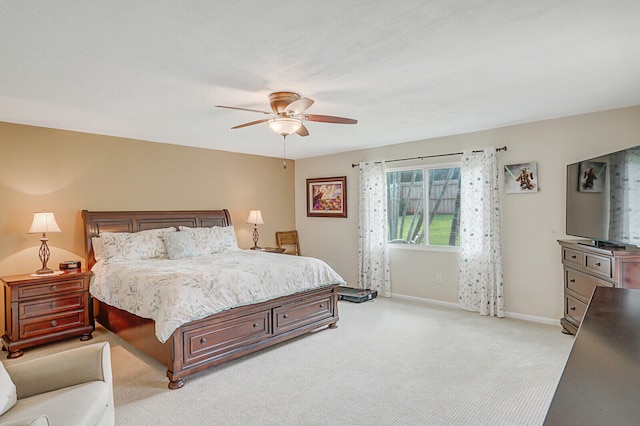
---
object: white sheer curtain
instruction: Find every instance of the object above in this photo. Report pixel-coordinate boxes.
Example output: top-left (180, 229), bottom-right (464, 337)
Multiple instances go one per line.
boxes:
top-left (608, 147), bottom-right (640, 246)
top-left (358, 162), bottom-right (391, 297)
top-left (458, 147), bottom-right (504, 317)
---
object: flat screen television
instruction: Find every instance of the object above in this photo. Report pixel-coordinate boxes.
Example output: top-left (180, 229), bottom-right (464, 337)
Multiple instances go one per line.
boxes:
top-left (566, 144), bottom-right (640, 248)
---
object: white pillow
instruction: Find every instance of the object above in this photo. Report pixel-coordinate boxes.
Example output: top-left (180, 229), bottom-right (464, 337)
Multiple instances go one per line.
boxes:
top-left (92, 237), bottom-right (105, 262)
top-left (213, 226), bottom-right (240, 252)
top-left (102, 227), bottom-right (176, 261)
top-left (178, 226), bottom-right (216, 255)
top-left (0, 360), bottom-right (17, 416)
top-left (162, 232), bottom-right (197, 260)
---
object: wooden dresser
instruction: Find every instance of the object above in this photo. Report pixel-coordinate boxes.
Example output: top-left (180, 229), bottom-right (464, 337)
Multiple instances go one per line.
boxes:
top-left (2, 270), bottom-right (94, 358)
top-left (558, 240), bottom-right (640, 334)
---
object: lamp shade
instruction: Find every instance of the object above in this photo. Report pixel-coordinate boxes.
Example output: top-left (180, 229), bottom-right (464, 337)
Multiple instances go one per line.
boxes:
top-left (246, 210), bottom-right (264, 225)
top-left (268, 118), bottom-right (302, 136)
top-left (28, 212), bottom-right (62, 234)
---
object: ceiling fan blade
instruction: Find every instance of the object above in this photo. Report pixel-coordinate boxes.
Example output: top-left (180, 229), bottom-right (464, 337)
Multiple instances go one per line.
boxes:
top-left (216, 105), bottom-right (273, 115)
top-left (296, 124), bottom-right (310, 137)
top-left (302, 114), bottom-right (357, 124)
top-left (284, 97), bottom-right (314, 115)
top-left (231, 118), bottom-right (271, 129)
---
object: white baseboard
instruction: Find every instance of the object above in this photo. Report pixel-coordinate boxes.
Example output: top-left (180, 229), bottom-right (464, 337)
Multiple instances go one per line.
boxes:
top-left (390, 293), bottom-right (560, 327)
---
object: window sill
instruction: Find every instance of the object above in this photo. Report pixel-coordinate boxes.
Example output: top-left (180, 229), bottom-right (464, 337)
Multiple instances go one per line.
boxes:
top-left (388, 244), bottom-right (459, 253)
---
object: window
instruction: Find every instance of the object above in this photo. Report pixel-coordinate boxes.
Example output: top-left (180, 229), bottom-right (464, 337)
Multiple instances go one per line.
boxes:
top-left (387, 164), bottom-right (461, 247)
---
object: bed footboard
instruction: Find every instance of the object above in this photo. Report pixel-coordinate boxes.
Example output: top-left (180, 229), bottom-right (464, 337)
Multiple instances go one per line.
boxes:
top-left (97, 284), bottom-right (339, 389)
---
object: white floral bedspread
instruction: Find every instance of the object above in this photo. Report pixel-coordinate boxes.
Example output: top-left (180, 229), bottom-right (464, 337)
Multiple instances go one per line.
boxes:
top-left (90, 250), bottom-right (345, 343)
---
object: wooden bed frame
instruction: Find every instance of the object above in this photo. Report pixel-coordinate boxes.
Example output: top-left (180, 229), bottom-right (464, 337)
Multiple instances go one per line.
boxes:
top-left (82, 210), bottom-right (339, 389)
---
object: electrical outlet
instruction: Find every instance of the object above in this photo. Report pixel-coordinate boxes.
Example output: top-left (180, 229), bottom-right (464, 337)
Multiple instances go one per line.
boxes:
top-left (435, 274), bottom-right (442, 284)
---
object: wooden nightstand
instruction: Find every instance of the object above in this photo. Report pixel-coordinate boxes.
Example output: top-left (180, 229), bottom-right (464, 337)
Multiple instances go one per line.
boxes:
top-left (257, 247), bottom-right (286, 254)
top-left (1, 270), bottom-right (94, 358)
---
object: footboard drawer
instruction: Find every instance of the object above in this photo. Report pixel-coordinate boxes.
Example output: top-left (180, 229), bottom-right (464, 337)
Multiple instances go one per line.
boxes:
top-left (183, 310), bottom-right (271, 365)
top-left (274, 294), bottom-right (334, 334)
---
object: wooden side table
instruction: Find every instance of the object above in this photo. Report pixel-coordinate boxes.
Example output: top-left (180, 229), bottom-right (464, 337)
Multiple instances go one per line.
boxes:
top-left (1, 270), bottom-right (94, 358)
top-left (257, 247), bottom-right (286, 254)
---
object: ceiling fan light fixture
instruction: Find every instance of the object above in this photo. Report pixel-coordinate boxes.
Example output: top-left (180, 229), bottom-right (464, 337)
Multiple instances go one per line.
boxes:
top-left (268, 118), bottom-right (302, 136)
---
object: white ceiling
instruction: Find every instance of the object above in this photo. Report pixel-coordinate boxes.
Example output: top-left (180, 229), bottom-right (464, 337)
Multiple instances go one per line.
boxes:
top-left (1, 1), bottom-right (640, 160)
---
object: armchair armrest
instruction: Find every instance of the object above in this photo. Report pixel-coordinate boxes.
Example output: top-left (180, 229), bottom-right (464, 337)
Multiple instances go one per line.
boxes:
top-left (5, 342), bottom-right (112, 400)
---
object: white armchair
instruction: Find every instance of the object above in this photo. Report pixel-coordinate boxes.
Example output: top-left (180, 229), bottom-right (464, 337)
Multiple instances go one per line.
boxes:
top-left (0, 342), bottom-right (114, 426)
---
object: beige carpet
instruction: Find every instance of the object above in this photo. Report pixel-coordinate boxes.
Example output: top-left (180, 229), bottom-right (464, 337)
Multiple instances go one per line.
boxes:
top-left (3, 298), bottom-right (574, 425)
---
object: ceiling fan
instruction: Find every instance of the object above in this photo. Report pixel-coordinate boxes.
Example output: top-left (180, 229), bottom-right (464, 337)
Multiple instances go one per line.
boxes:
top-left (216, 91), bottom-right (357, 138)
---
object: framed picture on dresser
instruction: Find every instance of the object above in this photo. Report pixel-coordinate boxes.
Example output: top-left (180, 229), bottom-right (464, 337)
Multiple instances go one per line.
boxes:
top-left (306, 176), bottom-right (347, 218)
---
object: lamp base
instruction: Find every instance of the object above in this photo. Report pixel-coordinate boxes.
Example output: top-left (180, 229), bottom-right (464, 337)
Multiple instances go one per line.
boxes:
top-left (35, 267), bottom-right (55, 275)
top-left (252, 226), bottom-right (260, 250)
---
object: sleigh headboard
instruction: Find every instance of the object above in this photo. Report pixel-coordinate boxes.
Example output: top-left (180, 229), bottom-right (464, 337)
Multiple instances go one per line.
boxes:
top-left (82, 209), bottom-right (232, 269)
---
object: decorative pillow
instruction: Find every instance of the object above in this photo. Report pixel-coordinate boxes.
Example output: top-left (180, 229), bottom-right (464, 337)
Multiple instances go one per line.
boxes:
top-left (213, 226), bottom-right (240, 252)
top-left (0, 360), bottom-right (17, 416)
top-left (92, 237), bottom-right (106, 262)
top-left (178, 226), bottom-right (216, 256)
top-left (101, 233), bottom-right (128, 261)
top-left (162, 232), bottom-right (197, 260)
top-left (102, 227), bottom-right (176, 261)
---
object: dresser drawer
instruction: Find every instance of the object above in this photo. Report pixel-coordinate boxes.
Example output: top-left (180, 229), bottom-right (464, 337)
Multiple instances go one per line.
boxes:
top-left (584, 253), bottom-right (612, 278)
top-left (184, 310), bottom-right (271, 364)
top-left (274, 295), bottom-right (333, 334)
top-left (20, 310), bottom-right (85, 339)
top-left (17, 278), bottom-right (86, 300)
top-left (565, 268), bottom-right (613, 300)
top-left (563, 248), bottom-right (583, 267)
top-left (565, 294), bottom-right (588, 326)
top-left (19, 292), bottom-right (86, 320)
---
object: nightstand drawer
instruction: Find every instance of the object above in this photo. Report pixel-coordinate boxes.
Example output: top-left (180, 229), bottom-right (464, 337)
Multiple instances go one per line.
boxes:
top-left (20, 310), bottom-right (85, 339)
top-left (17, 278), bottom-right (86, 300)
top-left (19, 292), bottom-right (86, 319)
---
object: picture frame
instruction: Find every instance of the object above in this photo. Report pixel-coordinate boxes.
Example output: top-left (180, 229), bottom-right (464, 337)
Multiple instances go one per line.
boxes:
top-left (504, 162), bottom-right (538, 193)
top-left (306, 176), bottom-right (347, 218)
top-left (578, 161), bottom-right (606, 192)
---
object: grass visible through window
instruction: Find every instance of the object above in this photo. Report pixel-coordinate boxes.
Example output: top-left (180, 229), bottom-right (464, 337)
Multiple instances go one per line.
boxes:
top-left (394, 214), bottom-right (458, 246)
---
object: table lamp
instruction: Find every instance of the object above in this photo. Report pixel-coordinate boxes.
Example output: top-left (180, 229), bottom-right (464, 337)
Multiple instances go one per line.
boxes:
top-left (246, 210), bottom-right (264, 250)
top-left (28, 211), bottom-right (62, 275)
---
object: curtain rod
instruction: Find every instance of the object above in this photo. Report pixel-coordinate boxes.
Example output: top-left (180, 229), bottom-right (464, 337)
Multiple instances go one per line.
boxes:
top-left (351, 146), bottom-right (508, 168)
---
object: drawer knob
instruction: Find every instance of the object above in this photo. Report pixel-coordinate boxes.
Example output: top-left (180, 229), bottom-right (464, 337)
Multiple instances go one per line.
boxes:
top-left (594, 262), bottom-right (601, 267)
top-left (200, 337), bottom-right (207, 344)
top-left (50, 285), bottom-right (57, 291)
top-left (319, 304), bottom-right (324, 308)
top-left (253, 322), bottom-right (259, 328)
top-left (569, 279), bottom-right (575, 283)
top-left (50, 320), bottom-right (58, 327)
top-left (283, 314), bottom-right (289, 319)
top-left (50, 302), bottom-right (56, 308)
top-left (570, 306), bottom-right (576, 311)
top-left (570, 255), bottom-right (577, 259)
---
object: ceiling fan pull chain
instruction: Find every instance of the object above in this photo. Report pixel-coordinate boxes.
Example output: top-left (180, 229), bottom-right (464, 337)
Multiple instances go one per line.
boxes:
top-left (282, 135), bottom-right (288, 169)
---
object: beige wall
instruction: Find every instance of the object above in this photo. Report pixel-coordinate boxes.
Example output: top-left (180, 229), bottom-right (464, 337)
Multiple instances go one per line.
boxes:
top-left (2, 105), bottom-right (640, 334)
top-left (0, 122), bottom-right (296, 332)
top-left (295, 105), bottom-right (640, 323)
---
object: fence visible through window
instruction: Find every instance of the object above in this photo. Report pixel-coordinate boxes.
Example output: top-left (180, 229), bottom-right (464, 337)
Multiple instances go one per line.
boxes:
top-left (387, 167), bottom-right (461, 247)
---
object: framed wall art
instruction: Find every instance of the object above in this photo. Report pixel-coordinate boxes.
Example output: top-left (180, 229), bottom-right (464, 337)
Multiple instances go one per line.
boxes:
top-left (306, 176), bottom-right (347, 218)
top-left (504, 162), bottom-right (538, 193)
